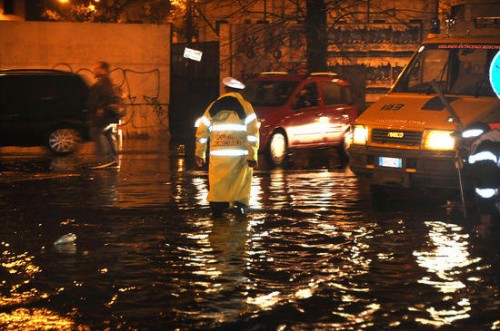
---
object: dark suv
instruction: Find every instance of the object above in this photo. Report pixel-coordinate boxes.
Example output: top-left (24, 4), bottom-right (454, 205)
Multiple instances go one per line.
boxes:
top-left (0, 69), bottom-right (89, 154)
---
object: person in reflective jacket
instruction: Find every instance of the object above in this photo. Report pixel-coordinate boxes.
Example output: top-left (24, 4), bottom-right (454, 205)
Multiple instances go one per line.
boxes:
top-left (468, 127), bottom-right (500, 234)
top-left (195, 77), bottom-right (259, 217)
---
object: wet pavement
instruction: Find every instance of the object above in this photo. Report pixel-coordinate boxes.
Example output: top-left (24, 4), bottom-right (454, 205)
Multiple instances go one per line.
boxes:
top-left (0, 141), bottom-right (499, 330)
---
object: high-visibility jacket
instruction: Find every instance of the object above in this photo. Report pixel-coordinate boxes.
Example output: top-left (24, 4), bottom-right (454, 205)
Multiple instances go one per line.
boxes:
top-left (469, 129), bottom-right (500, 204)
top-left (195, 92), bottom-right (259, 206)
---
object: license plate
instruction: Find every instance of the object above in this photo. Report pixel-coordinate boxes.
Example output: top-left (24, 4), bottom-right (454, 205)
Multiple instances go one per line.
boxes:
top-left (379, 157), bottom-right (403, 168)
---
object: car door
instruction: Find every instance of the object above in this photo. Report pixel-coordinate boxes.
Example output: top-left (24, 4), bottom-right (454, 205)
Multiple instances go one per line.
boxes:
top-left (23, 76), bottom-right (68, 142)
top-left (0, 76), bottom-right (30, 145)
top-left (318, 80), bottom-right (354, 145)
top-left (286, 82), bottom-right (325, 147)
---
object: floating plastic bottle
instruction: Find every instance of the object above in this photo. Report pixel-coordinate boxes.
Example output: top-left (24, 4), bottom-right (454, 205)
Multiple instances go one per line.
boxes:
top-left (54, 233), bottom-right (77, 245)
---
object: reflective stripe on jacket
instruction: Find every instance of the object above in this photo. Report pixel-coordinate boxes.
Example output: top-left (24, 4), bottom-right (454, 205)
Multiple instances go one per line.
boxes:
top-left (195, 92), bottom-right (259, 162)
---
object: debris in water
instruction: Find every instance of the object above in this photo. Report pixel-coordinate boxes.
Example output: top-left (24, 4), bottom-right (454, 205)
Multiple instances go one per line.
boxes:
top-left (54, 233), bottom-right (77, 245)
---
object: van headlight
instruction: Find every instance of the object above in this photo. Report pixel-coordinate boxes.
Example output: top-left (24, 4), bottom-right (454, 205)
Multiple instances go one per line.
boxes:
top-left (352, 125), bottom-right (368, 145)
top-left (423, 130), bottom-right (455, 150)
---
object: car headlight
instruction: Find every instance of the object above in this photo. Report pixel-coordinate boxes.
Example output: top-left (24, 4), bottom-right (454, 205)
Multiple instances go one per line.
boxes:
top-left (423, 130), bottom-right (455, 150)
top-left (461, 128), bottom-right (484, 138)
top-left (352, 125), bottom-right (368, 145)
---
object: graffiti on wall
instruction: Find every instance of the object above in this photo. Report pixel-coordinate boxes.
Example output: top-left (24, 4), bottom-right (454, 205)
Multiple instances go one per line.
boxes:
top-left (53, 63), bottom-right (168, 137)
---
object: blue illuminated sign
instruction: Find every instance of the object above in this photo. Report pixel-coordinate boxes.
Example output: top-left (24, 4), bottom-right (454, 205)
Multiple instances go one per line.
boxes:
top-left (490, 50), bottom-right (500, 98)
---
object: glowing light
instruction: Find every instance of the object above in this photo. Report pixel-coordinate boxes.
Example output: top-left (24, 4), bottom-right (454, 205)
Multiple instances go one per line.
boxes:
top-left (461, 129), bottom-right (483, 138)
top-left (249, 175), bottom-right (262, 208)
top-left (475, 187), bottom-right (497, 199)
top-left (244, 113), bottom-right (257, 125)
top-left (247, 135), bottom-right (258, 143)
top-left (489, 50), bottom-right (500, 98)
top-left (246, 291), bottom-right (281, 309)
top-left (195, 116), bottom-right (210, 128)
top-left (88, 4), bottom-right (96, 11)
top-left (423, 130), bottom-right (455, 150)
top-left (210, 124), bottom-right (246, 132)
top-left (210, 149), bottom-right (249, 156)
top-left (0, 308), bottom-right (80, 330)
top-left (413, 221), bottom-right (478, 327)
top-left (352, 125), bottom-right (368, 145)
top-left (288, 117), bottom-right (343, 136)
top-left (192, 177), bottom-right (208, 206)
top-left (468, 151), bottom-right (497, 164)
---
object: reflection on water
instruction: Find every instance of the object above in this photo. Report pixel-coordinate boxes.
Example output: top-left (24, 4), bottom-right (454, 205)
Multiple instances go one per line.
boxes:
top-left (0, 147), bottom-right (499, 330)
top-left (413, 221), bottom-right (480, 327)
top-left (1, 241), bottom-right (42, 307)
top-left (0, 242), bottom-right (85, 330)
top-left (0, 308), bottom-right (82, 331)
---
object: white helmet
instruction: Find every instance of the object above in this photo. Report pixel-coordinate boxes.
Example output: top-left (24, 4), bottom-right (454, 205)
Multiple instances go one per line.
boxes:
top-left (222, 77), bottom-right (245, 90)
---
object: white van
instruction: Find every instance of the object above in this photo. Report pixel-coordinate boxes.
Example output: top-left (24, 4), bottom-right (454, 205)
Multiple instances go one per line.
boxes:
top-left (349, 36), bottom-right (500, 192)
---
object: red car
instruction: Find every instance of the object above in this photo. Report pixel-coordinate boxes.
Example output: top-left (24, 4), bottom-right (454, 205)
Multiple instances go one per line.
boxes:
top-left (243, 72), bottom-right (358, 165)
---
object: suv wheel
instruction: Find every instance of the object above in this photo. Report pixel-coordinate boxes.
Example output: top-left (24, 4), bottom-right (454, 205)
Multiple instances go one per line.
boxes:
top-left (268, 132), bottom-right (288, 166)
top-left (48, 128), bottom-right (81, 155)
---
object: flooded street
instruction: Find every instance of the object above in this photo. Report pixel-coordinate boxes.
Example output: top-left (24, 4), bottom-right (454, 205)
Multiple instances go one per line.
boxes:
top-left (0, 142), bottom-right (499, 330)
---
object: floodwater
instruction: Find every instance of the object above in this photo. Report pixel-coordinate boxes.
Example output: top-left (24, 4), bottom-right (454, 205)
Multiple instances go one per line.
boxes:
top-left (0, 142), bottom-right (499, 330)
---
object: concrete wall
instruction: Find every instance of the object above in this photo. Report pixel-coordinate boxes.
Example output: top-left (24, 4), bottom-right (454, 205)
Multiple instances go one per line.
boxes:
top-left (0, 21), bottom-right (171, 139)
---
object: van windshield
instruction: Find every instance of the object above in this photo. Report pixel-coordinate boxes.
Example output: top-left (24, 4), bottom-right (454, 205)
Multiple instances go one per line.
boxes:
top-left (243, 80), bottom-right (298, 106)
top-left (393, 44), bottom-right (499, 97)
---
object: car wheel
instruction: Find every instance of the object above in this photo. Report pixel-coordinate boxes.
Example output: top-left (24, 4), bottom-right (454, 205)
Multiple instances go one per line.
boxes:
top-left (48, 128), bottom-right (81, 155)
top-left (268, 132), bottom-right (288, 166)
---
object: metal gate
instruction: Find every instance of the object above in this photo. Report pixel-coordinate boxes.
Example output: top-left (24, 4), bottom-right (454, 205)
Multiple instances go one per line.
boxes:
top-left (170, 42), bottom-right (220, 146)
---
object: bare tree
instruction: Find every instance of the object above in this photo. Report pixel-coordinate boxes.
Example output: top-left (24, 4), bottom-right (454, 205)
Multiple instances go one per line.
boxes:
top-left (305, 0), bottom-right (328, 72)
top-left (39, 0), bottom-right (174, 23)
top-left (189, 0), bottom-right (432, 72)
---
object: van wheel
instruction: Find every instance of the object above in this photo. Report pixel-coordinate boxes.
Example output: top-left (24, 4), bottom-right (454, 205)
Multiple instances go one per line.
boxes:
top-left (268, 132), bottom-right (288, 166)
top-left (48, 128), bottom-right (81, 155)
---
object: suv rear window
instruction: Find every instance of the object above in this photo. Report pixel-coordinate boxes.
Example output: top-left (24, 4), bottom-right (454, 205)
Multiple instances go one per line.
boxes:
top-left (244, 80), bottom-right (298, 106)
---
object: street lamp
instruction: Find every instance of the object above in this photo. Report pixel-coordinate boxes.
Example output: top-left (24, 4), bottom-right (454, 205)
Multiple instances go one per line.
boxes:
top-left (58, 0), bottom-right (70, 3)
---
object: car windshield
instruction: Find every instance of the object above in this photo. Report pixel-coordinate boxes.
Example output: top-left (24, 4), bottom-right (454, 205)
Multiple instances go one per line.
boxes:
top-left (243, 80), bottom-right (299, 106)
top-left (393, 44), bottom-right (499, 97)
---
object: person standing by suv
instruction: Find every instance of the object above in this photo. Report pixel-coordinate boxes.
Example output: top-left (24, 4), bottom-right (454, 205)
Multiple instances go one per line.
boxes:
top-left (87, 61), bottom-right (119, 168)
